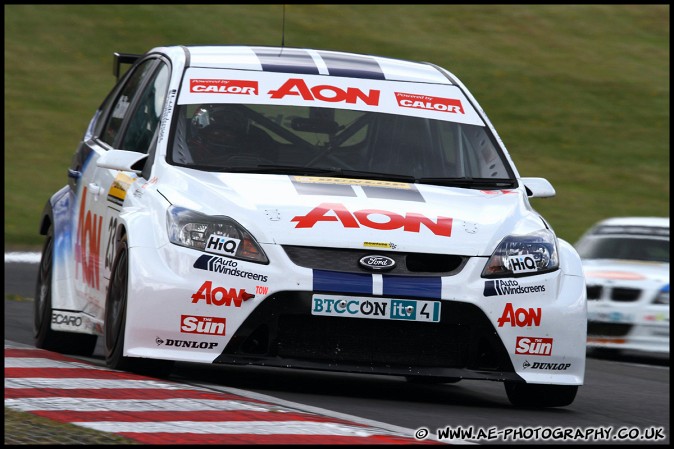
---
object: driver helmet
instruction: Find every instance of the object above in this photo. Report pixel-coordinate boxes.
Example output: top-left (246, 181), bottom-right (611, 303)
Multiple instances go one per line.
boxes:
top-left (189, 104), bottom-right (249, 161)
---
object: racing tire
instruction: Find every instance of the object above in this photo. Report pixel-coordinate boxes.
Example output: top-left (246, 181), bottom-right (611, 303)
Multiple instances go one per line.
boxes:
top-left (34, 224), bottom-right (97, 356)
top-left (504, 382), bottom-right (578, 408)
top-left (105, 234), bottom-right (174, 377)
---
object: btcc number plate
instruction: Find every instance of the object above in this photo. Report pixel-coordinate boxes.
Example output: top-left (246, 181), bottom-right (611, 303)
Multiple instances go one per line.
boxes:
top-left (311, 294), bottom-right (440, 323)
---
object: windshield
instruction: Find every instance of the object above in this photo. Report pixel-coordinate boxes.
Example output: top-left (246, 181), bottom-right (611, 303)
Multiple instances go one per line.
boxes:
top-left (169, 103), bottom-right (515, 186)
top-left (576, 236), bottom-right (670, 263)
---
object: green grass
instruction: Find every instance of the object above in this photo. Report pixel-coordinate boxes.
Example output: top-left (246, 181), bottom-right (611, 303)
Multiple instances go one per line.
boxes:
top-left (4, 407), bottom-right (138, 444)
top-left (4, 5), bottom-right (669, 248)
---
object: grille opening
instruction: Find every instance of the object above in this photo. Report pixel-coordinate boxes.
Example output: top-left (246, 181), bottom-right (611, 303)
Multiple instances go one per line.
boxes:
top-left (273, 314), bottom-right (472, 367)
top-left (586, 285), bottom-right (603, 300)
top-left (588, 322), bottom-right (632, 337)
top-left (406, 253), bottom-right (462, 272)
top-left (611, 288), bottom-right (641, 302)
top-left (241, 324), bottom-right (269, 354)
top-left (282, 245), bottom-right (466, 276)
top-left (474, 335), bottom-right (503, 370)
top-left (221, 293), bottom-right (515, 374)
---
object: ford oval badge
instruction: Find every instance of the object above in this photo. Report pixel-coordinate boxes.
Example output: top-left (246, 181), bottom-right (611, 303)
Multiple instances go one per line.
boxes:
top-left (359, 255), bottom-right (396, 271)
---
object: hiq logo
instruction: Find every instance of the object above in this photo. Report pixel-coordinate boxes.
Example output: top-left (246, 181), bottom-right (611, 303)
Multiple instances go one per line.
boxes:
top-left (205, 234), bottom-right (240, 256)
top-left (506, 255), bottom-right (537, 273)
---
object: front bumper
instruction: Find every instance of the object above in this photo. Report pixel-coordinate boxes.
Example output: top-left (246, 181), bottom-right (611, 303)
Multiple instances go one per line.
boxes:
top-left (123, 242), bottom-right (587, 385)
top-left (215, 291), bottom-right (521, 381)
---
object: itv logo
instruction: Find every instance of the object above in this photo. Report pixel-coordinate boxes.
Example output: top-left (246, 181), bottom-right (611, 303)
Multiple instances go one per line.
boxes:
top-left (391, 299), bottom-right (440, 322)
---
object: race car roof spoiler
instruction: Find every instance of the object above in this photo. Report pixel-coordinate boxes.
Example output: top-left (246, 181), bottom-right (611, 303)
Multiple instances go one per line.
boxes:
top-left (113, 52), bottom-right (142, 80)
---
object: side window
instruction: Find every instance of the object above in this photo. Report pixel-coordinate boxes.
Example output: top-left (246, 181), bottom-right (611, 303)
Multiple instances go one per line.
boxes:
top-left (100, 60), bottom-right (157, 147)
top-left (120, 63), bottom-right (170, 153)
top-left (446, 123), bottom-right (512, 179)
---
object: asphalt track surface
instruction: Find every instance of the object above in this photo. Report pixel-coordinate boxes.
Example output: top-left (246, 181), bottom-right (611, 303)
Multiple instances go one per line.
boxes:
top-left (5, 254), bottom-right (670, 445)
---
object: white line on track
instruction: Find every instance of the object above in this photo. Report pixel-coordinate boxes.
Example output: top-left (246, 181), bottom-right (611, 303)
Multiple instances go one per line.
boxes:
top-left (77, 421), bottom-right (380, 436)
top-left (4, 397), bottom-right (274, 412)
top-left (5, 378), bottom-right (193, 390)
top-left (5, 252), bottom-right (41, 263)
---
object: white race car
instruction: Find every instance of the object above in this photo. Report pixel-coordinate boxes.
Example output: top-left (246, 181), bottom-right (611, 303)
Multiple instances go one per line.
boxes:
top-left (575, 217), bottom-right (669, 355)
top-left (35, 45), bottom-right (586, 407)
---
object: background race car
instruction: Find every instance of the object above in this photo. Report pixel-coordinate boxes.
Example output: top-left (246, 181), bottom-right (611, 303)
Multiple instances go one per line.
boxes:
top-left (576, 217), bottom-right (669, 355)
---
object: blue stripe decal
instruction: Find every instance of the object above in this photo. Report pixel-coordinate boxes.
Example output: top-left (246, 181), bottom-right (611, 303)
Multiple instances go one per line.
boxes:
top-left (252, 47), bottom-right (320, 75)
top-left (382, 275), bottom-right (442, 299)
top-left (318, 51), bottom-right (385, 80)
top-left (313, 270), bottom-right (373, 295)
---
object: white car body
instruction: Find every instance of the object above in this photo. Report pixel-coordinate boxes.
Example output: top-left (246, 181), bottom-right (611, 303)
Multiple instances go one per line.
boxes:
top-left (36, 45), bottom-right (586, 407)
top-left (576, 217), bottom-right (669, 354)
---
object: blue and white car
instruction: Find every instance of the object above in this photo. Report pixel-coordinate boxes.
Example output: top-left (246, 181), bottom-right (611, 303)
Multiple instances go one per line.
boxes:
top-left (575, 217), bottom-right (669, 355)
top-left (35, 45), bottom-right (586, 407)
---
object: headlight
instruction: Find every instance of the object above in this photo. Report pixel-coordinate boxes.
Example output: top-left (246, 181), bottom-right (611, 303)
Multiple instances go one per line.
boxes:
top-left (482, 229), bottom-right (559, 278)
top-left (653, 284), bottom-right (669, 305)
top-left (166, 205), bottom-right (269, 264)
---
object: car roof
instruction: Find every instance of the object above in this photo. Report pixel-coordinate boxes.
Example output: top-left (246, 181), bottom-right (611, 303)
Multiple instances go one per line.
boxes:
top-left (152, 45), bottom-right (456, 85)
top-left (594, 217), bottom-right (669, 229)
top-left (582, 216), bottom-right (670, 239)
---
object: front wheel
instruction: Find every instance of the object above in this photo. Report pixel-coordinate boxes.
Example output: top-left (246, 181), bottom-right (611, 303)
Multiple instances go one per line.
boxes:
top-left (34, 224), bottom-right (97, 356)
top-left (504, 382), bottom-right (578, 408)
top-left (105, 234), bottom-right (173, 377)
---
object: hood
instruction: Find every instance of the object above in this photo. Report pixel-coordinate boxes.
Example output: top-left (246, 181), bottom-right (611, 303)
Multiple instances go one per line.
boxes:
top-left (158, 170), bottom-right (545, 256)
top-left (581, 259), bottom-right (670, 285)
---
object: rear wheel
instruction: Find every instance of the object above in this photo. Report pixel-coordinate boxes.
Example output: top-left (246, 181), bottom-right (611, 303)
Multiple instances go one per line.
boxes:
top-left (34, 224), bottom-right (97, 356)
top-left (505, 382), bottom-right (578, 407)
top-left (105, 235), bottom-right (173, 377)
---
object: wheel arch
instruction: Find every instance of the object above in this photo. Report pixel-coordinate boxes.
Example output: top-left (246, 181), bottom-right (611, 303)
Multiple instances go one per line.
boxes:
top-left (116, 204), bottom-right (166, 249)
top-left (39, 185), bottom-right (71, 236)
top-left (558, 238), bottom-right (584, 277)
top-left (42, 184), bottom-right (76, 276)
top-left (38, 208), bottom-right (52, 236)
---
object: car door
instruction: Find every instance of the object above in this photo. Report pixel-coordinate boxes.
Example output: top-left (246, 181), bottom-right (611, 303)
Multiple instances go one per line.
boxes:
top-left (69, 57), bottom-right (170, 321)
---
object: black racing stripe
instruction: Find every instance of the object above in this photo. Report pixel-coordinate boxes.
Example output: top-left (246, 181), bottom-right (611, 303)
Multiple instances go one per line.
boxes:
top-left (106, 195), bottom-right (124, 207)
top-left (495, 281), bottom-right (504, 296)
top-left (483, 281), bottom-right (497, 297)
top-left (252, 47), bottom-right (320, 75)
top-left (360, 185), bottom-right (425, 202)
top-left (193, 255), bottom-right (214, 270)
top-left (318, 51), bottom-right (385, 80)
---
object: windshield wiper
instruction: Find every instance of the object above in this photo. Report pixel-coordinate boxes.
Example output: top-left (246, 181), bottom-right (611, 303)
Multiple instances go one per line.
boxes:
top-left (228, 165), bottom-right (417, 183)
top-left (416, 177), bottom-right (517, 189)
top-left (220, 166), bottom-right (515, 189)
top-left (338, 169), bottom-right (416, 183)
top-left (224, 165), bottom-right (344, 176)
